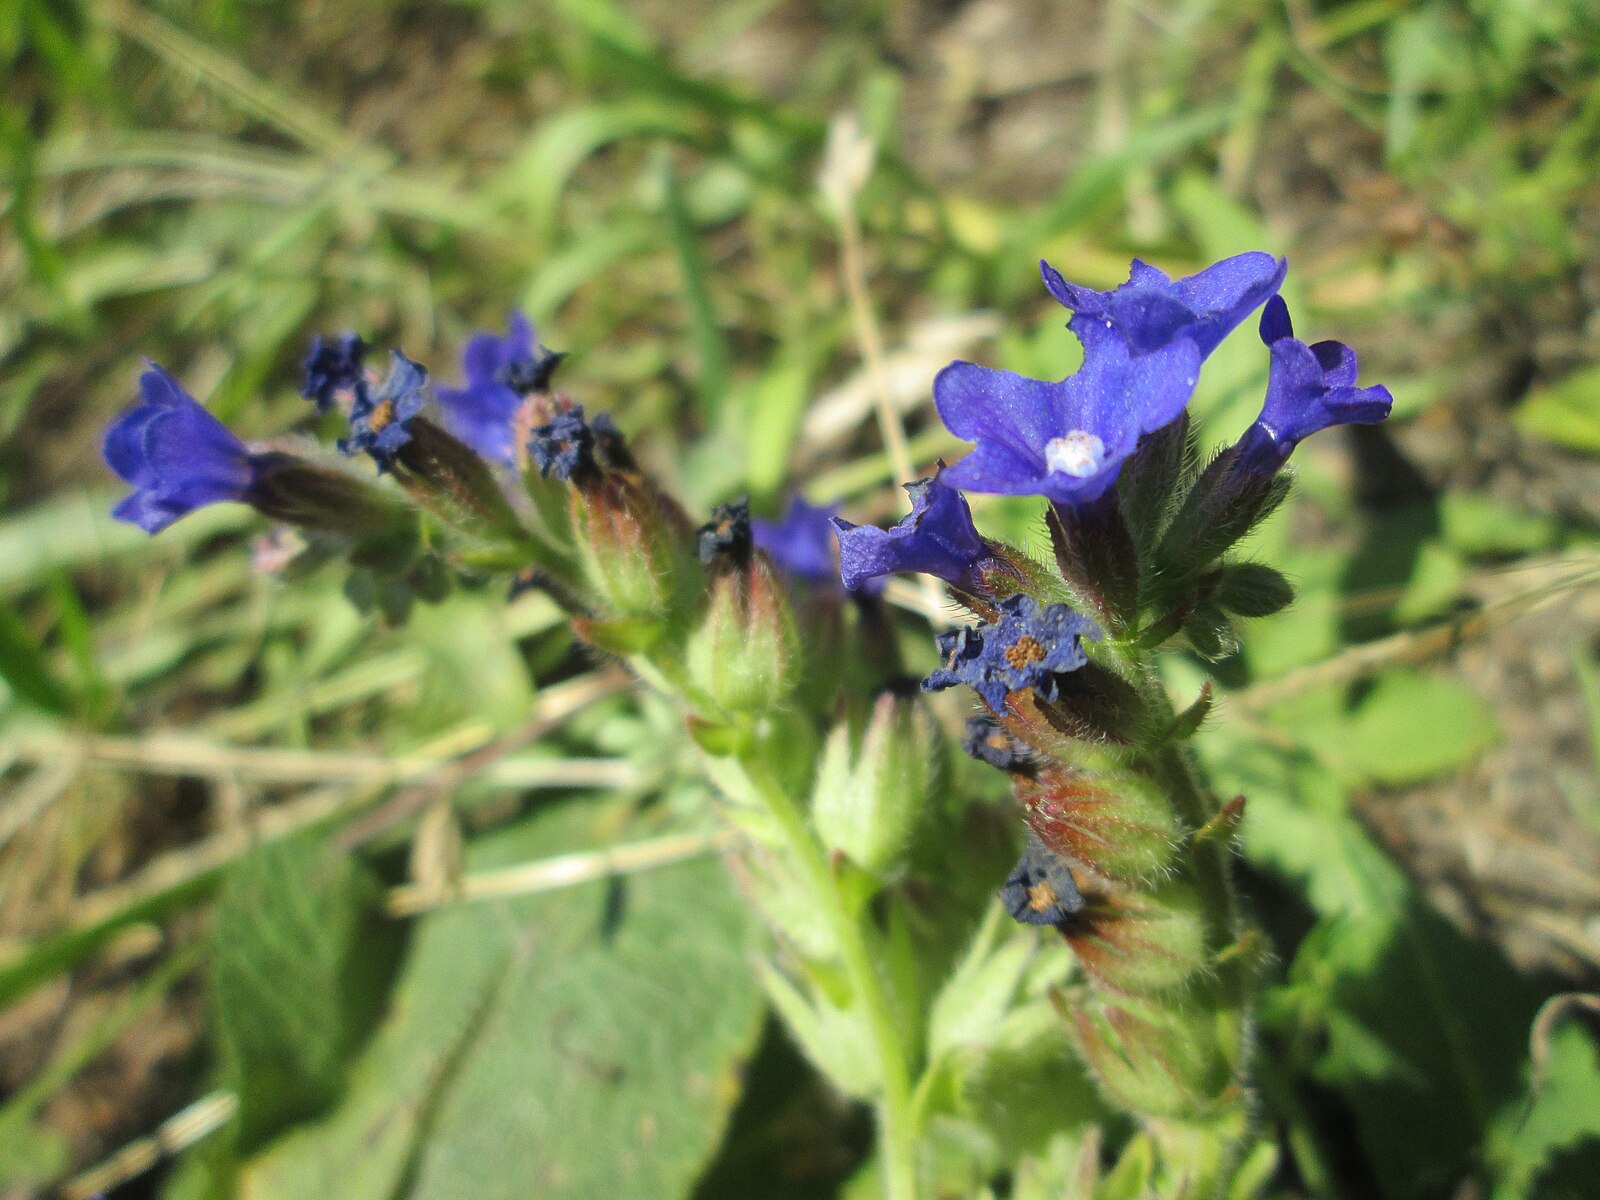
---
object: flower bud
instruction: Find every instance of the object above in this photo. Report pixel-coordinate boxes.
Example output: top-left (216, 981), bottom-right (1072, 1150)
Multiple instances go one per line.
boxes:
top-left (243, 452), bottom-right (416, 537)
top-left (686, 557), bottom-right (798, 716)
top-left (1058, 989), bottom-right (1236, 1120)
top-left (1155, 451), bottom-right (1291, 594)
top-left (1212, 561), bottom-right (1295, 619)
top-left (570, 475), bottom-right (689, 623)
top-left (391, 417), bottom-right (531, 549)
top-left (1017, 766), bottom-right (1181, 884)
top-left (1046, 492), bottom-right (1140, 636)
top-left (811, 691), bottom-right (940, 875)
top-left (1059, 882), bottom-right (1210, 998)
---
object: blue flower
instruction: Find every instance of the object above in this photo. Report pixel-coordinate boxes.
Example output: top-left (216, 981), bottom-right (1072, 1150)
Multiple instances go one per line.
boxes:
top-left (999, 834), bottom-right (1085, 926)
top-left (104, 365), bottom-right (257, 533)
top-left (962, 714), bottom-right (1032, 772)
top-left (301, 332), bottom-right (369, 413)
top-left (752, 495), bottom-right (882, 596)
top-left (922, 593), bottom-right (1098, 712)
top-left (1233, 296), bottom-right (1394, 475)
top-left (527, 405), bottom-right (621, 481)
top-left (832, 473), bottom-right (990, 591)
top-left (935, 319), bottom-right (1202, 504)
top-left (752, 497), bottom-right (842, 583)
top-left (338, 351), bottom-right (428, 469)
top-left (1040, 252), bottom-right (1286, 360)
top-left (437, 311), bottom-right (564, 464)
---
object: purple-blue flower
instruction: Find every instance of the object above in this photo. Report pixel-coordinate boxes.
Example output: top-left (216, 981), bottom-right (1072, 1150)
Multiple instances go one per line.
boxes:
top-left (999, 834), bottom-right (1085, 926)
top-left (301, 333), bottom-right (369, 413)
top-left (437, 311), bottom-right (564, 464)
top-left (104, 365), bottom-right (257, 533)
top-left (831, 473), bottom-right (990, 592)
top-left (752, 496), bottom-right (885, 596)
top-left (1040, 252), bottom-right (1286, 360)
top-left (338, 351), bottom-right (428, 469)
top-left (528, 405), bottom-right (607, 481)
top-left (1232, 296), bottom-right (1394, 476)
top-left (753, 496), bottom-right (841, 582)
top-left (935, 319), bottom-right (1201, 504)
top-left (922, 593), bottom-right (1098, 712)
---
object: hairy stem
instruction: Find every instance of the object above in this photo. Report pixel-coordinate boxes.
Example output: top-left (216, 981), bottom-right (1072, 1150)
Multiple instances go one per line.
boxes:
top-left (736, 756), bottom-right (919, 1200)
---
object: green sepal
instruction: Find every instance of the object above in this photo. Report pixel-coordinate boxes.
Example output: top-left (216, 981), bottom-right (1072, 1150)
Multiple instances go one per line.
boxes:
top-left (1161, 681), bottom-right (1214, 744)
top-left (1213, 561), bottom-right (1295, 618)
top-left (1181, 600), bottom-right (1238, 662)
top-left (686, 714), bottom-right (748, 758)
top-left (571, 615), bottom-right (663, 655)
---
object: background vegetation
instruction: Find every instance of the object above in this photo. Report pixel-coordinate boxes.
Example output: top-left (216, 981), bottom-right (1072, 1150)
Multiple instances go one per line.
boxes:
top-left (2, 0), bottom-right (1599, 1196)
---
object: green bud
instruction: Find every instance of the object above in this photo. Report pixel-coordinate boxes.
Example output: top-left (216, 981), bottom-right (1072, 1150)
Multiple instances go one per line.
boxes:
top-left (1212, 560), bottom-right (1295, 618)
top-left (1058, 989), bottom-right (1238, 1120)
top-left (1156, 451), bottom-right (1291, 592)
top-left (811, 692), bottom-right (940, 876)
top-left (1046, 494), bottom-right (1140, 636)
top-left (245, 452), bottom-right (415, 537)
top-left (392, 418), bottom-right (531, 549)
top-left (1060, 882), bottom-right (1210, 998)
top-left (686, 559), bottom-right (797, 716)
top-left (571, 475), bottom-right (687, 621)
top-left (1017, 766), bottom-right (1181, 884)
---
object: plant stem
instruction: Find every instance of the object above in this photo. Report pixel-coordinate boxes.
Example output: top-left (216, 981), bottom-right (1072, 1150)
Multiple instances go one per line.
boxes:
top-left (736, 757), bottom-right (919, 1200)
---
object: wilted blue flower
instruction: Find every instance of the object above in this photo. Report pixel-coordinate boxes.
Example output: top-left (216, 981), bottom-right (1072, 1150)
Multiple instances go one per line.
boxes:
top-left (338, 351), bottom-right (428, 469)
top-left (697, 499), bottom-right (752, 566)
top-left (437, 311), bottom-right (564, 464)
top-left (1040, 252), bottom-right (1286, 360)
top-left (923, 593), bottom-right (1098, 712)
top-left (999, 834), bottom-right (1085, 925)
top-left (935, 319), bottom-right (1201, 505)
top-left (962, 714), bottom-right (1031, 772)
top-left (301, 332), bottom-right (369, 413)
top-left (104, 365), bottom-right (257, 533)
top-left (528, 405), bottom-right (603, 481)
top-left (1232, 296), bottom-right (1394, 475)
top-left (832, 473), bottom-right (990, 591)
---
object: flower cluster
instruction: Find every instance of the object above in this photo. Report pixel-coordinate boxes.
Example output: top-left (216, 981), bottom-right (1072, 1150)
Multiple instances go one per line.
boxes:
top-left (97, 253), bottom-right (1394, 1179)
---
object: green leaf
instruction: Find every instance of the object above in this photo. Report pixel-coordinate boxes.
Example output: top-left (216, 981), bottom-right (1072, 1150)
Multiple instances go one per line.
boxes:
top-left (1205, 739), bottom-right (1542, 1197)
top-left (1276, 671), bottom-right (1499, 786)
top-left (661, 154), bottom-right (731, 425)
top-left (1439, 493), bottom-right (1559, 559)
top-left (212, 834), bottom-right (381, 1150)
top-left (245, 802), bottom-right (764, 1200)
top-left (1514, 365), bottom-right (1600, 454)
top-left (0, 598), bottom-right (75, 716)
top-left (1490, 1004), bottom-right (1600, 1199)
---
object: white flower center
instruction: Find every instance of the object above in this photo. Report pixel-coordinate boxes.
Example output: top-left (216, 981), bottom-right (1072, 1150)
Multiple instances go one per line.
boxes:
top-left (1044, 430), bottom-right (1106, 478)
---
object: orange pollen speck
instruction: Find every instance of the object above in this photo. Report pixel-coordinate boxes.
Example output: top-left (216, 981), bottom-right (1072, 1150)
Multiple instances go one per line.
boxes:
top-left (1004, 636), bottom-right (1047, 669)
top-left (368, 399), bottom-right (395, 432)
top-left (1027, 882), bottom-right (1057, 912)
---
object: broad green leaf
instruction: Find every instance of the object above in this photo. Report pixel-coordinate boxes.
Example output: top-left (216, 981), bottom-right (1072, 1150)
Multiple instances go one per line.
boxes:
top-left (1514, 365), bottom-right (1600, 454)
top-left (407, 818), bottom-right (763, 1200)
top-left (1274, 671), bottom-right (1499, 786)
top-left (1438, 493), bottom-right (1559, 559)
top-left (212, 834), bottom-right (382, 1150)
top-left (245, 801), bottom-right (763, 1200)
